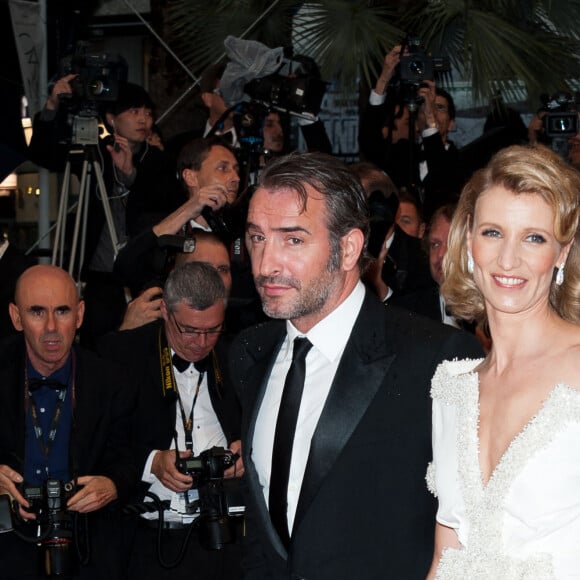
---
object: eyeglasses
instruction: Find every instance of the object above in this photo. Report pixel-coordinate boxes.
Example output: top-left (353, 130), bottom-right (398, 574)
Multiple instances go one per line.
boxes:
top-left (170, 312), bottom-right (224, 338)
top-left (435, 103), bottom-right (449, 113)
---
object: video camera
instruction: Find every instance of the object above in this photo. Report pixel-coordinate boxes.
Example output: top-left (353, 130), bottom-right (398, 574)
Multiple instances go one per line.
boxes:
top-left (176, 446), bottom-right (242, 550)
top-left (541, 91), bottom-right (579, 138)
top-left (56, 42), bottom-right (128, 147)
top-left (243, 53), bottom-right (327, 122)
top-left (18, 479), bottom-right (79, 578)
top-left (395, 35), bottom-right (450, 105)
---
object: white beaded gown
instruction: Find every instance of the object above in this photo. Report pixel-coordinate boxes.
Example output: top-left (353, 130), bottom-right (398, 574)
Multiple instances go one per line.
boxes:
top-left (427, 359), bottom-right (580, 579)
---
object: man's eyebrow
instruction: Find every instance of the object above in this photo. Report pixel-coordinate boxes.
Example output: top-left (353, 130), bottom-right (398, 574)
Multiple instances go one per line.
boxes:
top-left (246, 222), bottom-right (311, 235)
top-left (28, 305), bottom-right (71, 312)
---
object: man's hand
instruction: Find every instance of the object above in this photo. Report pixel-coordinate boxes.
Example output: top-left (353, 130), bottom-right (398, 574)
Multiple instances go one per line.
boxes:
top-left (190, 184), bottom-right (231, 215)
top-left (417, 80), bottom-right (438, 132)
top-left (0, 465), bottom-right (34, 521)
top-left (374, 45), bottom-right (403, 95)
top-left (151, 450), bottom-right (193, 492)
top-left (67, 476), bottom-right (118, 513)
top-left (119, 286), bottom-right (163, 331)
top-left (106, 134), bottom-right (135, 177)
top-left (224, 440), bottom-right (244, 479)
top-left (364, 234), bottom-right (391, 302)
top-left (46, 74), bottom-right (77, 111)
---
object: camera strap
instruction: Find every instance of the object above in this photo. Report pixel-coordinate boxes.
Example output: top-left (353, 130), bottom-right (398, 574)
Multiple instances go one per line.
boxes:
top-left (176, 369), bottom-right (205, 452)
top-left (158, 325), bottom-right (222, 451)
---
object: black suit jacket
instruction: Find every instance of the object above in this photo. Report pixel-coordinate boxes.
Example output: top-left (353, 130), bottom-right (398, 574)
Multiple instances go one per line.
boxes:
top-left (97, 320), bottom-right (241, 477)
top-left (382, 226), bottom-right (435, 297)
top-left (230, 291), bottom-right (483, 580)
top-left (0, 335), bottom-right (139, 503)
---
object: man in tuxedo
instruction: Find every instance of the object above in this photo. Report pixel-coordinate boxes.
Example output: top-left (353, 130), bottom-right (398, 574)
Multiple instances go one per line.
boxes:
top-left (232, 152), bottom-right (482, 579)
top-left (97, 261), bottom-right (243, 579)
top-left (0, 265), bottom-right (138, 579)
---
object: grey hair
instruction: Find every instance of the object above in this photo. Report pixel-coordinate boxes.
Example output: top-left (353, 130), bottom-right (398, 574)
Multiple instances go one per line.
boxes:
top-left (163, 262), bottom-right (227, 312)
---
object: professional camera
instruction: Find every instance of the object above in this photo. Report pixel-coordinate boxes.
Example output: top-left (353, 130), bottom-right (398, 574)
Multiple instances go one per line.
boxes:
top-left (243, 52), bottom-right (327, 122)
top-left (399, 36), bottom-right (450, 85)
top-left (176, 446), bottom-right (242, 550)
top-left (20, 479), bottom-right (78, 578)
top-left (541, 91), bottom-right (579, 138)
top-left (56, 42), bottom-right (128, 147)
top-left (395, 35), bottom-right (450, 105)
top-left (176, 446), bottom-right (237, 486)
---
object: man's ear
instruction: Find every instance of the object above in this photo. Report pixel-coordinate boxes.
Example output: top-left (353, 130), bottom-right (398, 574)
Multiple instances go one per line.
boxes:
top-left (341, 228), bottom-right (365, 272)
top-left (182, 168), bottom-right (198, 189)
top-left (105, 112), bottom-right (116, 132)
top-left (160, 299), bottom-right (169, 322)
top-left (76, 300), bottom-right (85, 330)
top-left (8, 303), bottom-right (22, 332)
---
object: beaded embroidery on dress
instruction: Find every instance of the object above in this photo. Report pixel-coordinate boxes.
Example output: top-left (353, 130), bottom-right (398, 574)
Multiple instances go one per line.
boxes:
top-left (428, 359), bottom-right (580, 580)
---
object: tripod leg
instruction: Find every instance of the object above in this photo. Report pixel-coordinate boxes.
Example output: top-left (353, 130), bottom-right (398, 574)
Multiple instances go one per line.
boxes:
top-left (52, 160), bottom-right (72, 267)
top-left (92, 159), bottom-right (120, 257)
top-left (68, 158), bottom-right (90, 277)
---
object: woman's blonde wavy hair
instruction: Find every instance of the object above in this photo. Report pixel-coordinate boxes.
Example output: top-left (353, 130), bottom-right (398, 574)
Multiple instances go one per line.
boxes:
top-left (442, 144), bottom-right (580, 325)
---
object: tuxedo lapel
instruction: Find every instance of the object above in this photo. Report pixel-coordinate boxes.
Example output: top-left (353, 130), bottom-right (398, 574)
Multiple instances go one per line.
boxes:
top-left (293, 293), bottom-right (396, 534)
top-left (241, 322), bottom-right (288, 556)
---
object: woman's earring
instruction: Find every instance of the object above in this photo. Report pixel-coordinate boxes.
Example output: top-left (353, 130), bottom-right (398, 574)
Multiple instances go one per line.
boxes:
top-left (467, 252), bottom-right (474, 274)
top-left (556, 263), bottom-right (565, 286)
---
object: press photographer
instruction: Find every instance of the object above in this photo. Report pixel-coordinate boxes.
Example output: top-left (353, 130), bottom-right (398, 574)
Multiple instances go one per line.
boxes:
top-left (359, 37), bottom-right (461, 220)
top-left (0, 265), bottom-right (139, 579)
top-left (27, 44), bottom-right (181, 348)
top-left (527, 91), bottom-right (580, 164)
top-left (97, 262), bottom-right (244, 580)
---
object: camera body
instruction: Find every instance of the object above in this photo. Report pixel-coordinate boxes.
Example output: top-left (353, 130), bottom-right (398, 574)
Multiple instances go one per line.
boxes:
top-left (176, 446), bottom-right (237, 487)
top-left (176, 447), bottom-right (242, 550)
top-left (21, 479), bottom-right (78, 577)
top-left (399, 36), bottom-right (450, 86)
top-left (541, 91), bottom-right (579, 138)
top-left (243, 53), bottom-right (327, 122)
top-left (57, 43), bottom-right (128, 146)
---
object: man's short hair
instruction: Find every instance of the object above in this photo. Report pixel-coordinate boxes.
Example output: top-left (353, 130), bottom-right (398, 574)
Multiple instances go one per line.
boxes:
top-left (103, 81), bottom-right (155, 116)
top-left (163, 262), bottom-right (227, 312)
top-left (177, 135), bottom-right (234, 177)
top-left (259, 152), bottom-right (370, 271)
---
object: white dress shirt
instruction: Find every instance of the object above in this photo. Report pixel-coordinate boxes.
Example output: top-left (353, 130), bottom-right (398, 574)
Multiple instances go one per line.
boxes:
top-left (142, 351), bottom-right (227, 521)
top-left (252, 281), bottom-right (366, 534)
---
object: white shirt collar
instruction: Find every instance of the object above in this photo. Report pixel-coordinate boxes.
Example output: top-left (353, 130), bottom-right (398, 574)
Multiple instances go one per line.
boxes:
top-left (285, 280), bottom-right (366, 363)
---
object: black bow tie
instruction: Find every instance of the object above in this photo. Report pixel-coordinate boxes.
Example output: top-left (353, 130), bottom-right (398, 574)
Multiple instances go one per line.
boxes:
top-left (28, 378), bottom-right (67, 392)
top-left (172, 353), bottom-right (208, 374)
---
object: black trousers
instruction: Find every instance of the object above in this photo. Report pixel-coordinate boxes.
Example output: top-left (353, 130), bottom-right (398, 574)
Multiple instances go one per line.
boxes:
top-left (127, 517), bottom-right (243, 580)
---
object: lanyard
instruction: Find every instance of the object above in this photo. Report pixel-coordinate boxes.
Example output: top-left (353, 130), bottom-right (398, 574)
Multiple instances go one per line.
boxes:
top-left (24, 354), bottom-right (75, 477)
top-left (176, 370), bottom-right (204, 452)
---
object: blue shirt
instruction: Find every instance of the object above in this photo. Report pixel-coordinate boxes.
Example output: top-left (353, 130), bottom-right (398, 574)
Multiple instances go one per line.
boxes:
top-left (24, 353), bottom-right (73, 485)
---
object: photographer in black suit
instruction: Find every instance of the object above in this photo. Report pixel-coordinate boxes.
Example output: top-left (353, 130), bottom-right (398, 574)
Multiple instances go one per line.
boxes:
top-left (98, 262), bottom-right (243, 580)
top-left (0, 265), bottom-right (138, 579)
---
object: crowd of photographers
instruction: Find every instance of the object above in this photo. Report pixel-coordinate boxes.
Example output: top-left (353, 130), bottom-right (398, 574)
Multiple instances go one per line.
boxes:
top-left (1, 38), bottom-right (580, 579)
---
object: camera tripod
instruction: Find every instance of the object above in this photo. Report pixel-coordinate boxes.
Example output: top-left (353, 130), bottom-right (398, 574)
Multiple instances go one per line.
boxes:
top-left (52, 144), bottom-right (120, 281)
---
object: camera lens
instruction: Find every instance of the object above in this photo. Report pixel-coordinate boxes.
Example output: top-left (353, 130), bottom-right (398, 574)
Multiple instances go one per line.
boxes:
top-left (409, 59), bottom-right (425, 75)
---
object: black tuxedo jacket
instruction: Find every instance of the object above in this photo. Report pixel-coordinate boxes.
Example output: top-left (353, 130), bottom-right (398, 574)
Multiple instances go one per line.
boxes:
top-left (230, 291), bottom-right (483, 580)
top-left (0, 335), bottom-right (139, 503)
top-left (382, 226), bottom-right (435, 298)
top-left (390, 285), bottom-right (442, 322)
top-left (97, 320), bottom-right (241, 476)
